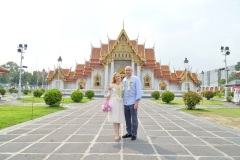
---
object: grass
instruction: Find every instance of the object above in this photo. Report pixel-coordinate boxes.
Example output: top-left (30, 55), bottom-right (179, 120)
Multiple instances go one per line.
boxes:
top-left (0, 105), bottom-right (65, 130)
top-left (152, 98), bottom-right (224, 106)
top-left (21, 97), bottom-right (92, 103)
top-left (180, 108), bottom-right (240, 117)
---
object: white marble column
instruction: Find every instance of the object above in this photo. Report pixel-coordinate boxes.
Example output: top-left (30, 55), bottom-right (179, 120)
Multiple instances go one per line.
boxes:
top-left (105, 64), bottom-right (109, 90)
top-left (151, 70), bottom-right (154, 88)
top-left (137, 65), bottom-right (141, 78)
top-left (131, 61), bottom-right (135, 75)
top-left (91, 72), bottom-right (94, 88)
top-left (111, 61), bottom-right (114, 76)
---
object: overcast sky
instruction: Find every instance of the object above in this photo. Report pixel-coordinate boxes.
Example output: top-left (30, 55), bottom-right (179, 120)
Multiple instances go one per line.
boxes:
top-left (0, 0), bottom-right (240, 74)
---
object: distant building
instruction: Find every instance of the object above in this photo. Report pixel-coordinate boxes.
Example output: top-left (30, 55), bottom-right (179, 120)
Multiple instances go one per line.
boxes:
top-left (198, 65), bottom-right (236, 91)
top-left (46, 26), bottom-right (200, 96)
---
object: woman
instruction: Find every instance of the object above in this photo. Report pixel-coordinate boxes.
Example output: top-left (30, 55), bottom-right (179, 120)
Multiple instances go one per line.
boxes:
top-left (106, 72), bottom-right (125, 141)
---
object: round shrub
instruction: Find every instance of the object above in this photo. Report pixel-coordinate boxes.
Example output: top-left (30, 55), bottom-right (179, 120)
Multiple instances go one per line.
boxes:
top-left (0, 88), bottom-right (6, 95)
top-left (71, 90), bottom-right (84, 102)
top-left (183, 91), bottom-right (202, 110)
top-left (85, 90), bottom-right (95, 99)
top-left (9, 87), bottom-right (18, 93)
top-left (161, 91), bottom-right (174, 103)
top-left (204, 91), bottom-right (214, 100)
top-left (43, 89), bottom-right (62, 107)
top-left (40, 88), bottom-right (45, 94)
top-left (23, 89), bottom-right (29, 95)
top-left (33, 89), bottom-right (43, 97)
top-left (151, 91), bottom-right (160, 100)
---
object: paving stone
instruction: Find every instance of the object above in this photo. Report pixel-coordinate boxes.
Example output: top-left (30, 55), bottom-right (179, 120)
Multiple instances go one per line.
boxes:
top-left (175, 137), bottom-right (207, 145)
top-left (7, 128), bottom-right (33, 134)
top-left (168, 131), bottom-right (193, 137)
top-left (75, 128), bottom-right (100, 134)
top-left (0, 135), bottom-right (19, 142)
top-left (8, 154), bottom-right (48, 160)
top-left (28, 128), bottom-right (55, 134)
top-left (159, 156), bottom-right (195, 160)
top-left (0, 142), bottom-right (30, 152)
top-left (67, 135), bottom-right (95, 142)
top-left (153, 144), bottom-right (190, 155)
top-left (202, 137), bottom-right (234, 145)
top-left (55, 143), bottom-right (90, 153)
top-left (124, 155), bottom-right (159, 160)
top-left (215, 145), bottom-right (240, 156)
top-left (226, 138), bottom-right (240, 145)
top-left (184, 145), bottom-right (224, 156)
top-left (12, 135), bottom-right (43, 142)
top-left (90, 143), bottom-right (121, 153)
top-left (149, 136), bottom-right (179, 144)
top-left (198, 157), bottom-right (232, 160)
top-left (40, 133), bottom-right (70, 142)
top-left (0, 154), bottom-right (11, 160)
top-left (47, 154), bottom-right (83, 160)
top-left (85, 154), bottom-right (119, 160)
top-left (211, 131), bottom-right (240, 137)
top-left (22, 143), bottom-right (61, 153)
top-left (145, 130), bottom-right (169, 136)
top-left (188, 131), bottom-right (217, 137)
top-left (123, 143), bottom-right (155, 154)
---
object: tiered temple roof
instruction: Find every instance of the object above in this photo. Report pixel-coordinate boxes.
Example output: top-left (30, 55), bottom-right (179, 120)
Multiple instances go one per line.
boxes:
top-left (46, 28), bottom-right (199, 84)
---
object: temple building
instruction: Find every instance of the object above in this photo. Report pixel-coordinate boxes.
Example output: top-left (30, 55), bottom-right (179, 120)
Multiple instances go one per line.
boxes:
top-left (46, 27), bottom-right (200, 96)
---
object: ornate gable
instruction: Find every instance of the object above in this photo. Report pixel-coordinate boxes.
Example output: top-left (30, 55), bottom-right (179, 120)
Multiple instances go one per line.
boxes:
top-left (100, 28), bottom-right (145, 66)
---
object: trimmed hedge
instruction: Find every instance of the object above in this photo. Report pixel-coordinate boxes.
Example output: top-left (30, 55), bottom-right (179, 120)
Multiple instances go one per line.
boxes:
top-left (43, 89), bottom-right (62, 107)
top-left (71, 90), bottom-right (84, 102)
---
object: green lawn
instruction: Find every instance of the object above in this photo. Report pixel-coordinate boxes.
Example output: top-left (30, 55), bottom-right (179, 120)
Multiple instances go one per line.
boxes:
top-left (21, 97), bottom-right (92, 103)
top-left (0, 105), bottom-right (65, 130)
top-left (152, 98), bottom-right (224, 106)
top-left (180, 108), bottom-right (240, 117)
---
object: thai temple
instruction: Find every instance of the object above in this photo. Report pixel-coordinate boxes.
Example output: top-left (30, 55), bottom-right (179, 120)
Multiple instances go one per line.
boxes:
top-left (46, 26), bottom-right (200, 96)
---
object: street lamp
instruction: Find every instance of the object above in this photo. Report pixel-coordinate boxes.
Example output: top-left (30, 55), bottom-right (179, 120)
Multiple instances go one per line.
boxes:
top-left (57, 56), bottom-right (62, 89)
top-left (42, 69), bottom-right (45, 88)
top-left (221, 46), bottom-right (230, 101)
top-left (17, 44), bottom-right (27, 98)
top-left (184, 58), bottom-right (189, 92)
top-left (201, 71), bottom-right (204, 105)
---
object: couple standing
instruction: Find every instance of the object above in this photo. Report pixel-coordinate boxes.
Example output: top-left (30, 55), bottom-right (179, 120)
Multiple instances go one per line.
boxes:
top-left (105, 66), bottom-right (142, 141)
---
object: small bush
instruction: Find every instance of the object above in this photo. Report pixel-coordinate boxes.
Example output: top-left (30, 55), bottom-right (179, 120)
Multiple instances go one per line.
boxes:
top-left (43, 89), bottom-right (62, 107)
top-left (23, 89), bottom-right (29, 95)
top-left (85, 90), bottom-right (95, 99)
top-left (183, 91), bottom-right (202, 110)
top-left (227, 96), bottom-right (233, 102)
top-left (33, 89), bottom-right (43, 97)
top-left (0, 88), bottom-right (6, 95)
top-left (9, 87), bottom-right (18, 93)
top-left (204, 91), bottom-right (214, 100)
top-left (151, 91), bottom-right (160, 100)
top-left (71, 90), bottom-right (84, 102)
top-left (40, 88), bottom-right (45, 94)
top-left (161, 91), bottom-right (175, 103)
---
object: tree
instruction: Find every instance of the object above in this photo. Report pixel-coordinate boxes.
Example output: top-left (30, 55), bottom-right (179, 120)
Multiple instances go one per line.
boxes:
top-left (235, 61), bottom-right (240, 71)
top-left (218, 79), bottom-right (226, 86)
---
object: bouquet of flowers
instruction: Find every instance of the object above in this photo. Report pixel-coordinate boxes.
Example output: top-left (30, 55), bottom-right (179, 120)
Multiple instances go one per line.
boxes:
top-left (101, 100), bottom-right (112, 112)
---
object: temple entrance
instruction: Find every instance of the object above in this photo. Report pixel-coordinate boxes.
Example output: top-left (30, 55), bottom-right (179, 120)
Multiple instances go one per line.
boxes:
top-left (117, 66), bottom-right (126, 80)
top-left (78, 80), bottom-right (86, 89)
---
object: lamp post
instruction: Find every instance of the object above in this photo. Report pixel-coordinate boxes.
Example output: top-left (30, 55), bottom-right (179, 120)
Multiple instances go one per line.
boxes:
top-left (17, 44), bottom-right (27, 98)
top-left (184, 58), bottom-right (189, 92)
top-left (42, 69), bottom-right (45, 88)
top-left (57, 56), bottom-right (62, 89)
top-left (201, 71), bottom-right (204, 105)
top-left (221, 46), bottom-right (230, 101)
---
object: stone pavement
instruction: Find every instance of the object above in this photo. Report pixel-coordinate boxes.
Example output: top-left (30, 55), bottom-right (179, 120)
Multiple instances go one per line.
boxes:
top-left (0, 98), bottom-right (240, 160)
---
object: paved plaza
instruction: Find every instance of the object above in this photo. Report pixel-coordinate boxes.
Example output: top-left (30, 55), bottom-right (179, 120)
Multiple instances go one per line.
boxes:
top-left (0, 98), bottom-right (240, 160)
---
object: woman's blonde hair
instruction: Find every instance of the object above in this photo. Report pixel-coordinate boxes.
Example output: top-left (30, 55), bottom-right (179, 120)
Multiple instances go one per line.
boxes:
top-left (111, 72), bottom-right (120, 84)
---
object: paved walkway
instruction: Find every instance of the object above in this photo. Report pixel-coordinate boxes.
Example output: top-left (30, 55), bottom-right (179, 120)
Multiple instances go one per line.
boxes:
top-left (0, 98), bottom-right (240, 160)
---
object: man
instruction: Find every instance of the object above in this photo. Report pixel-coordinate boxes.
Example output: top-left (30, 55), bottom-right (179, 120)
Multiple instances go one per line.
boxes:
top-left (122, 66), bottom-right (142, 141)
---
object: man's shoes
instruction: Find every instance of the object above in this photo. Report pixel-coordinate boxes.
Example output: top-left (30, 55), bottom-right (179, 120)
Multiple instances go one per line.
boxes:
top-left (122, 134), bottom-right (132, 138)
top-left (131, 136), bottom-right (137, 141)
